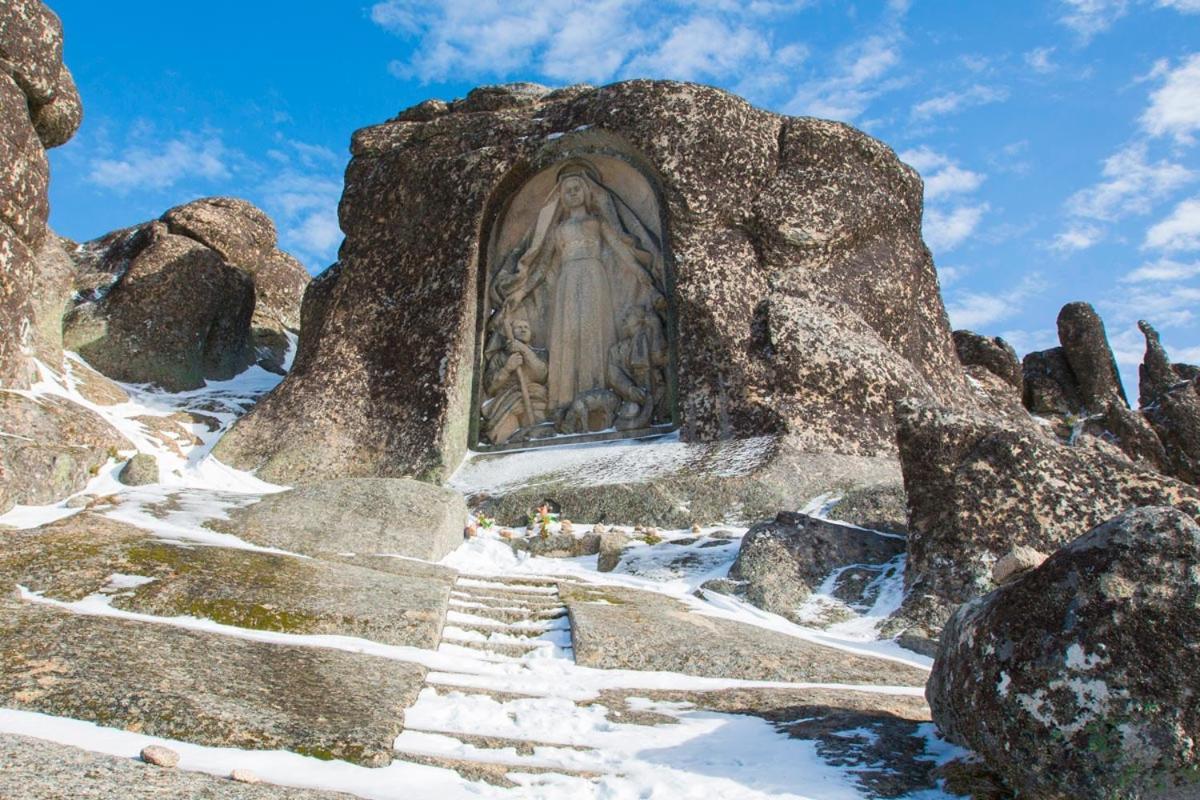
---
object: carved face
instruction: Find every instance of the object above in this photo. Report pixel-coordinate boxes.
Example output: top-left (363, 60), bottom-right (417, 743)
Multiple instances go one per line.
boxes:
top-left (511, 319), bottom-right (531, 342)
top-left (560, 176), bottom-right (587, 209)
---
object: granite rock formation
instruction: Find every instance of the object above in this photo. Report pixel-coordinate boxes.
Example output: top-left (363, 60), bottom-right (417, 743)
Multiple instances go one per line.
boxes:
top-left (725, 512), bottom-right (904, 622)
top-left (0, 0), bottom-right (81, 388)
top-left (63, 197), bottom-right (310, 390)
top-left (952, 330), bottom-right (1022, 392)
top-left (891, 400), bottom-right (1200, 645)
top-left (928, 507), bottom-right (1200, 798)
top-left (214, 80), bottom-right (969, 484)
top-left (1139, 321), bottom-right (1200, 485)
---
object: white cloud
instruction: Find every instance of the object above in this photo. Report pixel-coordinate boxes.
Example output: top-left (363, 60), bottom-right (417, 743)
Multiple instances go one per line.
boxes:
top-left (1058, 0), bottom-right (1129, 38)
top-left (938, 264), bottom-right (966, 287)
top-left (1051, 223), bottom-right (1104, 252)
top-left (999, 327), bottom-right (1059, 357)
top-left (1144, 196), bottom-right (1200, 251)
top-left (1140, 53), bottom-right (1200, 144)
top-left (785, 33), bottom-right (902, 120)
top-left (86, 135), bottom-right (231, 194)
top-left (899, 147), bottom-right (986, 200)
top-left (925, 204), bottom-right (988, 252)
top-left (1025, 47), bottom-right (1057, 73)
top-left (1064, 142), bottom-right (1193, 221)
top-left (1121, 257), bottom-right (1200, 281)
top-left (284, 213), bottom-right (343, 262)
top-left (945, 274), bottom-right (1047, 330)
top-left (1156, 0), bottom-right (1200, 11)
top-left (372, 0), bottom-right (809, 87)
top-left (910, 84), bottom-right (1008, 120)
top-left (259, 169), bottom-right (344, 268)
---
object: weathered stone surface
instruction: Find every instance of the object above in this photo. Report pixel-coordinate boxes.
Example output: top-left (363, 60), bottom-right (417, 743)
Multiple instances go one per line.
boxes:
top-left (991, 545), bottom-right (1046, 585)
top-left (64, 198), bottom-right (310, 388)
top-left (0, 0), bottom-right (64, 104)
top-left (462, 435), bottom-right (903, 527)
top-left (892, 401), bottom-right (1200, 642)
top-left (1057, 301), bottom-right (1128, 412)
top-left (215, 478), bottom-right (467, 562)
top-left (511, 532), bottom-right (599, 558)
top-left (29, 62), bottom-right (80, 148)
top-left (1139, 321), bottom-right (1200, 485)
top-left (0, 596), bottom-right (425, 766)
top-left (597, 530), bottom-right (627, 572)
top-left (726, 512), bottom-right (905, 622)
top-left (564, 583), bottom-right (928, 685)
top-left (0, 0), bottom-right (78, 391)
top-left (929, 507), bottom-right (1200, 799)
top-left (117, 453), bottom-right (158, 485)
top-left (826, 482), bottom-right (908, 534)
top-left (140, 745), bottom-right (180, 768)
top-left (1022, 346), bottom-right (1083, 417)
top-left (214, 80), bottom-right (969, 484)
top-left (64, 224), bottom-right (257, 391)
top-left (952, 330), bottom-right (1022, 392)
top-left (0, 513), bottom-right (454, 649)
top-left (0, 393), bottom-right (125, 515)
top-left (27, 230), bottom-right (75, 361)
top-left (0, 735), bottom-right (355, 799)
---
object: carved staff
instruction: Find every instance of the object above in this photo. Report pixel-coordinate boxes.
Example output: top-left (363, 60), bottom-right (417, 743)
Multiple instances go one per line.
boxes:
top-left (505, 318), bottom-right (535, 428)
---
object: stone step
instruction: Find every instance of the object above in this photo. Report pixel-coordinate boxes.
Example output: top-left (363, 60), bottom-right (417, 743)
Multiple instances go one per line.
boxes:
top-left (448, 600), bottom-right (567, 623)
top-left (450, 587), bottom-right (563, 606)
top-left (396, 728), bottom-right (596, 757)
top-left (438, 638), bottom-right (569, 660)
top-left (456, 578), bottom-right (560, 596)
top-left (463, 574), bottom-right (564, 589)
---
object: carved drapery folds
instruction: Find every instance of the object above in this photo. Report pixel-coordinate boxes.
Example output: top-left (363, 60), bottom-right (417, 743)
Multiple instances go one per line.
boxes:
top-left (475, 156), bottom-right (674, 447)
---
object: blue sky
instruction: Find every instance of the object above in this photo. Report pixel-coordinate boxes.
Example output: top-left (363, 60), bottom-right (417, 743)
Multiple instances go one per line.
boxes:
top-left (48, 0), bottom-right (1200, 392)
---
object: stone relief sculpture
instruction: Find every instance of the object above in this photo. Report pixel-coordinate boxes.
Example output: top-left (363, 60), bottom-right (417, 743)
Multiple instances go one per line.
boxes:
top-left (477, 157), bottom-right (673, 446)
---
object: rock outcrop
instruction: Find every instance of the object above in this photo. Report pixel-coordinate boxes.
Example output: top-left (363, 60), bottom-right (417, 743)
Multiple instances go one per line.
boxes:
top-left (891, 400), bottom-right (1200, 645)
top-left (214, 80), bottom-right (970, 484)
top-left (1139, 320), bottom-right (1200, 485)
top-left (63, 198), bottom-right (310, 390)
top-left (928, 507), bottom-right (1200, 798)
top-left (724, 512), bottom-right (904, 622)
top-left (952, 330), bottom-right (1022, 392)
top-left (0, 0), bottom-right (81, 388)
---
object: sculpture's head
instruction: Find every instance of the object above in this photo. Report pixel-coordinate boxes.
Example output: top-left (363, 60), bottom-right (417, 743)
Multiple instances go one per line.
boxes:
top-left (510, 318), bottom-right (532, 343)
top-left (555, 159), bottom-right (600, 211)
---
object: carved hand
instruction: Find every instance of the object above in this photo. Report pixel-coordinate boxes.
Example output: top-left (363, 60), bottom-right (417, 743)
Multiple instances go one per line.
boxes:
top-left (506, 353), bottom-right (524, 370)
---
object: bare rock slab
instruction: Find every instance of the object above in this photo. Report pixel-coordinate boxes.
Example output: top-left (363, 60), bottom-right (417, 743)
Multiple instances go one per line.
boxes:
top-left (215, 478), bottom-right (467, 562)
top-left (0, 734), bottom-right (354, 798)
top-left (0, 513), bottom-right (454, 649)
top-left (0, 597), bottom-right (425, 766)
top-left (563, 583), bottom-right (927, 686)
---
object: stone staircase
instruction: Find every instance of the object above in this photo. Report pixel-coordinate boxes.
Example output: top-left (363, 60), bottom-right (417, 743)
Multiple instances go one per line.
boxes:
top-left (436, 575), bottom-right (574, 660)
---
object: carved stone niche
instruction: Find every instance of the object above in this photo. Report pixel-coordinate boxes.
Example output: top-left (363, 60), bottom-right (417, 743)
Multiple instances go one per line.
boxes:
top-left (472, 155), bottom-right (677, 450)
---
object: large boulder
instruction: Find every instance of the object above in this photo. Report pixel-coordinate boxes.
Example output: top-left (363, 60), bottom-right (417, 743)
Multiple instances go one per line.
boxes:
top-left (212, 478), bottom-right (467, 561)
top-left (891, 400), bottom-right (1200, 644)
top-left (64, 198), bottom-right (310, 389)
top-left (214, 80), bottom-right (970, 484)
top-left (64, 222), bottom-right (257, 390)
top-left (725, 511), bottom-right (904, 622)
top-left (928, 507), bottom-right (1200, 799)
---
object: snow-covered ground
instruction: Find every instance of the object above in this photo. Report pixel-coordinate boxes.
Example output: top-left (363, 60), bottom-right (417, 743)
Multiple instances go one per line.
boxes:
top-left (0, 352), bottom-right (966, 799)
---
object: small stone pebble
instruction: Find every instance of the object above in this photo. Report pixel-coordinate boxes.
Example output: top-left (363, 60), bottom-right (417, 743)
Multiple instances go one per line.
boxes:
top-left (140, 745), bottom-right (180, 768)
top-left (230, 768), bottom-right (262, 784)
top-left (691, 523), bottom-right (702, 534)
top-left (561, 519), bottom-right (574, 534)
top-left (645, 526), bottom-right (658, 536)
top-left (593, 523), bottom-right (609, 534)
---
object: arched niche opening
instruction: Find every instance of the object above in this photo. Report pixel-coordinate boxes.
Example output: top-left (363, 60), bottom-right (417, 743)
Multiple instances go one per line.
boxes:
top-left (471, 154), bottom-right (677, 450)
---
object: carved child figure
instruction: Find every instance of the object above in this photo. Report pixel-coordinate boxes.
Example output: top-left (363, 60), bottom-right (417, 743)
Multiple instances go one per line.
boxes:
top-left (608, 306), bottom-right (667, 430)
top-left (481, 318), bottom-right (548, 444)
